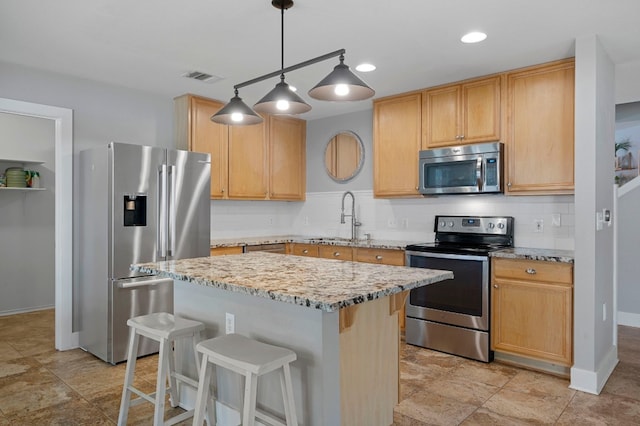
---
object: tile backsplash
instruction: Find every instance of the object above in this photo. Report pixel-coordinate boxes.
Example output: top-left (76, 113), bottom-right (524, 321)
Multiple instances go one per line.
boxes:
top-left (211, 190), bottom-right (575, 250)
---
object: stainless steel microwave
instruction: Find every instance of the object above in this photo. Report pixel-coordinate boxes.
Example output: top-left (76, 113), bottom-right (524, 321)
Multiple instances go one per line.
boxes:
top-left (418, 142), bottom-right (503, 195)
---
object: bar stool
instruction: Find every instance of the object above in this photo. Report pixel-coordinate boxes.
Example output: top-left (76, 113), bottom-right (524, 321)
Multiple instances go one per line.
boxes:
top-left (117, 312), bottom-right (213, 426)
top-left (193, 333), bottom-right (298, 426)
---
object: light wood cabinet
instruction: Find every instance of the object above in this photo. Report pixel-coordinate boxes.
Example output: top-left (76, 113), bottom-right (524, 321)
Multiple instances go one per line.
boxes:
top-left (174, 94), bottom-right (306, 201)
top-left (354, 247), bottom-right (405, 266)
top-left (210, 246), bottom-right (244, 256)
top-left (318, 245), bottom-right (354, 261)
top-left (288, 243), bottom-right (319, 257)
top-left (268, 115), bottom-right (306, 201)
top-left (491, 257), bottom-right (573, 366)
top-left (174, 95), bottom-right (228, 199)
top-left (373, 93), bottom-right (422, 198)
top-left (505, 59), bottom-right (575, 194)
top-left (423, 76), bottom-right (501, 148)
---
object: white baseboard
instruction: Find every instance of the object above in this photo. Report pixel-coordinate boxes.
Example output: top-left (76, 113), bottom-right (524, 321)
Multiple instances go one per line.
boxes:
top-left (618, 311), bottom-right (640, 327)
top-left (0, 304), bottom-right (54, 317)
top-left (570, 345), bottom-right (618, 394)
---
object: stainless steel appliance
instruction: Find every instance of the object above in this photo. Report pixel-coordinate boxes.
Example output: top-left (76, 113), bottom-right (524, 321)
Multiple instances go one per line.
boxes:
top-left (78, 142), bottom-right (211, 364)
top-left (418, 142), bottom-right (503, 195)
top-left (405, 215), bottom-right (514, 362)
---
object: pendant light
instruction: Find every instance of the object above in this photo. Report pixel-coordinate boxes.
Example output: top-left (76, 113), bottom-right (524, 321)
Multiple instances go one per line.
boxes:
top-left (211, 89), bottom-right (263, 125)
top-left (253, 0), bottom-right (311, 115)
top-left (308, 54), bottom-right (375, 101)
top-left (210, 0), bottom-right (374, 126)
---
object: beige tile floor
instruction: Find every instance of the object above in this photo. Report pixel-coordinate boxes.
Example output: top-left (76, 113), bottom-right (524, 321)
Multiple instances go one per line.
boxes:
top-left (0, 309), bottom-right (639, 425)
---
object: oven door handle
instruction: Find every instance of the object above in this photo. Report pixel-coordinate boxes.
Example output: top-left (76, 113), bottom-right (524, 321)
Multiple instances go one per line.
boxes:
top-left (405, 250), bottom-right (489, 262)
top-left (476, 157), bottom-right (483, 191)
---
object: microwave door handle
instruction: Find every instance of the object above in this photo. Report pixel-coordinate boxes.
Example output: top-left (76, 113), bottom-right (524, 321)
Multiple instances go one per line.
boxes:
top-left (476, 157), bottom-right (483, 191)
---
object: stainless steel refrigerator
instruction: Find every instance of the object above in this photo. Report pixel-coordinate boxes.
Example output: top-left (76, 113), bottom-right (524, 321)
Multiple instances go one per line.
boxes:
top-left (78, 142), bottom-right (210, 364)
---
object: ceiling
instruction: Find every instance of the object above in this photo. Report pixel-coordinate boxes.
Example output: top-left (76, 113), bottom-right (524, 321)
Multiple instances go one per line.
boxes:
top-left (2, 0), bottom-right (640, 121)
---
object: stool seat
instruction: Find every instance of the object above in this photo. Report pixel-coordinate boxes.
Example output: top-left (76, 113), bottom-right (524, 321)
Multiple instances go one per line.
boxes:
top-left (127, 312), bottom-right (204, 341)
top-left (197, 334), bottom-right (297, 375)
top-left (117, 312), bottom-right (213, 426)
top-left (193, 334), bottom-right (298, 426)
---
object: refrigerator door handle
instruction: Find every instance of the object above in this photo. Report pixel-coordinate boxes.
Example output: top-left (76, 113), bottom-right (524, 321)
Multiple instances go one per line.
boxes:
top-left (158, 164), bottom-right (167, 258)
top-left (168, 165), bottom-right (176, 257)
top-left (117, 277), bottom-right (173, 289)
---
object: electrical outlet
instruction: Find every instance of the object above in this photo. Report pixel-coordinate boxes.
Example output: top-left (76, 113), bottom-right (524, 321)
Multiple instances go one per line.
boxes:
top-left (401, 218), bottom-right (409, 229)
top-left (303, 216), bottom-right (309, 226)
top-left (534, 219), bottom-right (544, 233)
top-left (551, 214), bottom-right (561, 227)
top-left (268, 217), bottom-right (274, 226)
top-left (225, 312), bottom-right (235, 334)
top-left (387, 218), bottom-right (398, 228)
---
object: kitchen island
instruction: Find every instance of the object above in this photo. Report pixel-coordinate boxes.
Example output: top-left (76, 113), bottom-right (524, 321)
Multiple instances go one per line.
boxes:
top-left (132, 252), bottom-right (453, 426)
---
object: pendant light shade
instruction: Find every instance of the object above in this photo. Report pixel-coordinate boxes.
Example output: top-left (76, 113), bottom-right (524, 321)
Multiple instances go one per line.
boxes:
top-left (253, 75), bottom-right (312, 114)
top-left (308, 54), bottom-right (375, 101)
top-left (211, 90), bottom-right (263, 125)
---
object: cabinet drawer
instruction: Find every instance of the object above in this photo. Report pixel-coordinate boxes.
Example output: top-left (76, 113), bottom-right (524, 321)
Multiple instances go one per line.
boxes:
top-left (355, 248), bottom-right (405, 266)
top-left (318, 245), bottom-right (353, 261)
top-left (493, 258), bottom-right (572, 284)
top-left (290, 243), bottom-right (319, 257)
top-left (210, 246), bottom-right (244, 256)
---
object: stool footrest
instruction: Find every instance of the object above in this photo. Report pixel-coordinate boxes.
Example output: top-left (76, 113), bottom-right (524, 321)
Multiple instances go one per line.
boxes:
top-left (172, 372), bottom-right (199, 389)
top-left (128, 386), bottom-right (158, 406)
top-left (164, 408), bottom-right (195, 426)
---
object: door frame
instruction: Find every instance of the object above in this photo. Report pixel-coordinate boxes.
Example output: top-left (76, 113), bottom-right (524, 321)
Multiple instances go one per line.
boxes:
top-left (0, 97), bottom-right (75, 350)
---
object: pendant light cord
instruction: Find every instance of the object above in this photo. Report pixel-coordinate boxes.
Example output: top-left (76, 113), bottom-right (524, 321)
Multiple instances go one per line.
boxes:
top-left (280, 2), bottom-right (285, 73)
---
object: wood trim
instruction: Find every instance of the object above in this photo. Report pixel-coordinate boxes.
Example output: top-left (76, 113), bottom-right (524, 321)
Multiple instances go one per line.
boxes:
top-left (389, 291), bottom-right (409, 316)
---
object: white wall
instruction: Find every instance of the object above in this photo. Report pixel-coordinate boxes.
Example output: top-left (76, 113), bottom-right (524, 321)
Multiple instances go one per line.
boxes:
top-left (572, 35), bottom-right (617, 394)
top-left (0, 113), bottom-right (55, 314)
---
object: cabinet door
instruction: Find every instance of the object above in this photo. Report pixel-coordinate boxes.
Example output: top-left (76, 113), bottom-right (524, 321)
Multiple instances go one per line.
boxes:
top-left (506, 59), bottom-right (575, 194)
top-left (461, 77), bottom-right (501, 143)
top-left (177, 95), bottom-right (228, 199)
top-left (373, 93), bottom-right (422, 198)
top-left (491, 278), bottom-right (573, 366)
top-left (268, 116), bottom-right (306, 200)
top-left (423, 85), bottom-right (460, 147)
top-left (318, 245), bottom-right (353, 261)
top-left (227, 119), bottom-right (268, 199)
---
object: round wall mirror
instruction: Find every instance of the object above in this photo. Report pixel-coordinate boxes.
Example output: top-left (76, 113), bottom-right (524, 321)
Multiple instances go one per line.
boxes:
top-left (324, 131), bottom-right (365, 182)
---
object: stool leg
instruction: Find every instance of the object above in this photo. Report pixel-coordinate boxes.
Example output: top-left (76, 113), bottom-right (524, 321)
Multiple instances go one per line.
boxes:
top-left (193, 354), bottom-right (213, 426)
top-left (242, 372), bottom-right (258, 426)
top-left (153, 338), bottom-right (171, 426)
top-left (280, 364), bottom-right (298, 426)
top-left (167, 339), bottom-right (179, 407)
top-left (117, 329), bottom-right (140, 426)
top-left (193, 332), bottom-right (216, 426)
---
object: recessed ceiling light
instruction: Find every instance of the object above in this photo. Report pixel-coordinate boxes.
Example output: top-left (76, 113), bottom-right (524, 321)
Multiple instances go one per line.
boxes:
top-left (356, 63), bottom-right (376, 72)
top-left (461, 32), bottom-right (487, 44)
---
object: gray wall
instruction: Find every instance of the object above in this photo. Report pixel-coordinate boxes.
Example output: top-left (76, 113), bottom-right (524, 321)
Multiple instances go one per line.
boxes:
top-left (0, 113), bottom-right (55, 313)
top-left (306, 109), bottom-right (373, 192)
top-left (0, 61), bottom-right (175, 324)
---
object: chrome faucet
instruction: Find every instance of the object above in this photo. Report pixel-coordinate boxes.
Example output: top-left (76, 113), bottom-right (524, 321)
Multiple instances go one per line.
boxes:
top-left (340, 191), bottom-right (362, 241)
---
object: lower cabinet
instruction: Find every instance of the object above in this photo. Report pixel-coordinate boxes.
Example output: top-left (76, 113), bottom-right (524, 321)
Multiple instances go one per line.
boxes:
top-left (491, 258), bottom-right (573, 366)
top-left (210, 246), bottom-right (244, 256)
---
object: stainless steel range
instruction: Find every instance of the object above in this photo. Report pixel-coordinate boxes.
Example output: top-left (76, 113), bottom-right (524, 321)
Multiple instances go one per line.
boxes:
top-left (405, 215), bottom-right (514, 362)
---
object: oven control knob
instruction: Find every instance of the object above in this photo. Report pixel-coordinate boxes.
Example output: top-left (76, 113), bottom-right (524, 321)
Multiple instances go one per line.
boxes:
top-left (447, 221), bottom-right (454, 228)
top-left (439, 221), bottom-right (446, 228)
top-left (497, 222), bottom-right (505, 229)
top-left (488, 223), bottom-right (495, 229)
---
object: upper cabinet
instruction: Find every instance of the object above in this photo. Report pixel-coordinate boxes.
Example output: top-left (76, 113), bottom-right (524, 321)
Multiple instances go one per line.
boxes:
top-left (423, 76), bottom-right (501, 148)
top-left (504, 59), bottom-right (575, 195)
top-left (373, 92), bottom-right (422, 198)
top-left (174, 94), bottom-right (306, 201)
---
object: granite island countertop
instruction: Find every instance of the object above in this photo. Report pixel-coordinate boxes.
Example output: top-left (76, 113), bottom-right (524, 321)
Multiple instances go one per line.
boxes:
top-left (210, 235), bottom-right (418, 251)
top-left (490, 247), bottom-right (574, 263)
top-left (132, 252), bottom-right (453, 312)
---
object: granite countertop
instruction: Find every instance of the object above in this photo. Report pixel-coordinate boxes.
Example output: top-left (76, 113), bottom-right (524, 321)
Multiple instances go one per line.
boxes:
top-left (210, 235), bottom-right (417, 251)
top-left (490, 247), bottom-right (575, 263)
top-left (132, 252), bottom-right (453, 312)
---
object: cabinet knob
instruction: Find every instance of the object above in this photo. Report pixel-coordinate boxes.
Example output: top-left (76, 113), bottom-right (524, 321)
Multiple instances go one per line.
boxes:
top-left (333, 252), bottom-right (340, 257)
top-left (375, 255), bottom-right (383, 260)
top-left (494, 284), bottom-right (498, 288)
top-left (460, 134), bottom-right (465, 139)
top-left (221, 188), bottom-right (225, 192)
top-left (302, 249), bottom-right (308, 254)
top-left (507, 182), bottom-right (512, 187)
top-left (526, 268), bottom-right (537, 274)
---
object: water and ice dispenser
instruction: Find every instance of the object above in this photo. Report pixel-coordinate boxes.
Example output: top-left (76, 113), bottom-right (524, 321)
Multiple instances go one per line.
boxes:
top-left (123, 194), bottom-right (147, 226)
